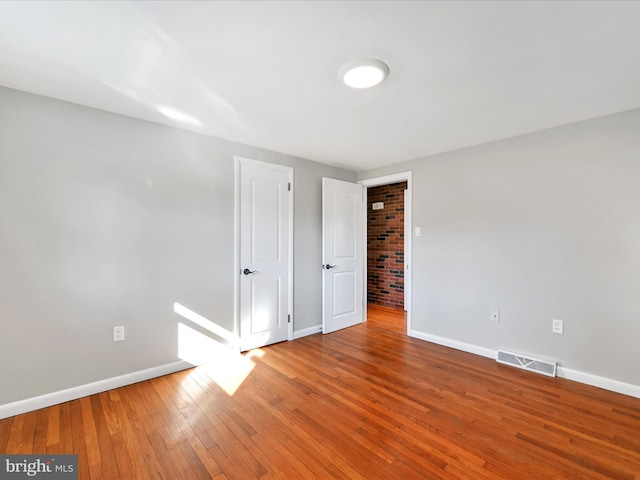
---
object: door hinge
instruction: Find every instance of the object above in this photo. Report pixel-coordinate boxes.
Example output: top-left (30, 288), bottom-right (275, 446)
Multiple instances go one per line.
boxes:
top-left (288, 314), bottom-right (291, 323)
top-left (288, 182), bottom-right (291, 191)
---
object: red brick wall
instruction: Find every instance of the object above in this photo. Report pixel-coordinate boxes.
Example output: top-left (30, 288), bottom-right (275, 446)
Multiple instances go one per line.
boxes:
top-left (367, 182), bottom-right (406, 309)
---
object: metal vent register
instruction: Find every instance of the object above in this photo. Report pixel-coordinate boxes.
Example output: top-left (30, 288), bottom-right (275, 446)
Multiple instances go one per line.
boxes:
top-left (497, 350), bottom-right (557, 377)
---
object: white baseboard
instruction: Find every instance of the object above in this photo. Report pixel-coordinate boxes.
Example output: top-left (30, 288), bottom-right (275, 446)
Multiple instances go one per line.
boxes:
top-left (557, 366), bottom-right (640, 399)
top-left (409, 330), bottom-right (496, 359)
top-left (409, 329), bottom-right (640, 400)
top-left (294, 325), bottom-right (322, 339)
top-left (0, 360), bottom-right (193, 420)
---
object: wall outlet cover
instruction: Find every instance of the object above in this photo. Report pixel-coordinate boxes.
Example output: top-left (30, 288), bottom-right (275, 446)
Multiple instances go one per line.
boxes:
top-left (552, 319), bottom-right (564, 334)
top-left (113, 326), bottom-right (125, 342)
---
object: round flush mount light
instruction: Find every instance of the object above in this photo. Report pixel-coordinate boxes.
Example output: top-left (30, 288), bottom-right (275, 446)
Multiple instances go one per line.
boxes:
top-left (339, 59), bottom-right (389, 89)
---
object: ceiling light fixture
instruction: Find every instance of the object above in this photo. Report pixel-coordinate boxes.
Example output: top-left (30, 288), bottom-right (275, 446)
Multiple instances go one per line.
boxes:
top-left (339, 59), bottom-right (389, 89)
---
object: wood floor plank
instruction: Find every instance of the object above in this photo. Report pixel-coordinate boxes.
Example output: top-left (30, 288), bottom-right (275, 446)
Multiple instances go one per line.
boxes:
top-left (0, 416), bottom-right (12, 452)
top-left (45, 404), bottom-right (60, 447)
top-left (4, 414), bottom-right (23, 454)
top-left (32, 408), bottom-right (48, 454)
top-left (2, 305), bottom-right (640, 478)
top-left (79, 396), bottom-right (101, 469)
top-left (68, 399), bottom-right (91, 480)
top-left (18, 410), bottom-right (37, 453)
top-left (145, 428), bottom-right (186, 480)
top-left (88, 395), bottom-right (119, 479)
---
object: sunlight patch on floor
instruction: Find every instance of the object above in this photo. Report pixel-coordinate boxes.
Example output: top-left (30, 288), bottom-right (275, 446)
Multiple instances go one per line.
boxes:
top-left (175, 302), bottom-right (263, 396)
top-left (178, 323), bottom-right (263, 396)
top-left (197, 348), bottom-right (264, 397)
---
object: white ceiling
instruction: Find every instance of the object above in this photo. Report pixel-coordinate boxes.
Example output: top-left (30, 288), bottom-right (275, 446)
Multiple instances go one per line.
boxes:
top-left (1, 1), bottom-right (639, 171)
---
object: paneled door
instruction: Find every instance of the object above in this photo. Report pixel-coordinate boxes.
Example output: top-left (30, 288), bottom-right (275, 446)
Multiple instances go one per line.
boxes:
top-left (322, 178), bottom-right (364, 334)
top-left (238, 158), bottom-right (292, 351)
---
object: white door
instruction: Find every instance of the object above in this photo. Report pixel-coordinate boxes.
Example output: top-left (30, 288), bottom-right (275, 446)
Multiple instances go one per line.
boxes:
top-left (322, 178), bottom-right (364, 334)
top-left (239, 159), bottom-right (292, 351)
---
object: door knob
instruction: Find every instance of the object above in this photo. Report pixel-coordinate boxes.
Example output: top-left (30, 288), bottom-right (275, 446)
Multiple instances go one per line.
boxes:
top-left (324, 264), bottom-right (337, 269)
top-left (243, 268), bottom-right (257, 275)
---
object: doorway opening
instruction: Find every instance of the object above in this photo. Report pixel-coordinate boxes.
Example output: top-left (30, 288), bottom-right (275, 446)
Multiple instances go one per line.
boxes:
top-left (360, 172), bottom-right (412, 335)
top-left (367, 181), bottom-right (406, 310)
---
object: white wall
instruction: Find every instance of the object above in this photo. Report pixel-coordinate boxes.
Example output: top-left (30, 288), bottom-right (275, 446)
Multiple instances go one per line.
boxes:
top-left (0, 86), bottom-right (355, 406)
top-left (360, 108), bottom-right (640, 389)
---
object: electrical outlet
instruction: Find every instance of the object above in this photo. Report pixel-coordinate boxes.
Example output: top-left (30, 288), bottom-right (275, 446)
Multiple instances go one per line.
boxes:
top-left (552, 319), bottom-right (564, 335)
top-left (491, 310), bottom-right (500, 322)
top-left (113, 326), bottom-right (125, 342)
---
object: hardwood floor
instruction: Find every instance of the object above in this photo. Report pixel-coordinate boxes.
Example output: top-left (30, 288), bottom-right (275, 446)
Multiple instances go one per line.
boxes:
top-left (2, 305), bottom-right (640, 479)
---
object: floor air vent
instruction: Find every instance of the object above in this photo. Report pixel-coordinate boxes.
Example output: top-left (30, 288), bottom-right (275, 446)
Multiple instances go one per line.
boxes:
top-left (496, 350), bottom-right (557, 377)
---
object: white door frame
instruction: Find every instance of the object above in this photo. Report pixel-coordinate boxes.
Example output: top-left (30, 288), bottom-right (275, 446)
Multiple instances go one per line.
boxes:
top-left (359, 172), bottom-right (412, 335)
top-left (234, 156), bottom-right (294, 347)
